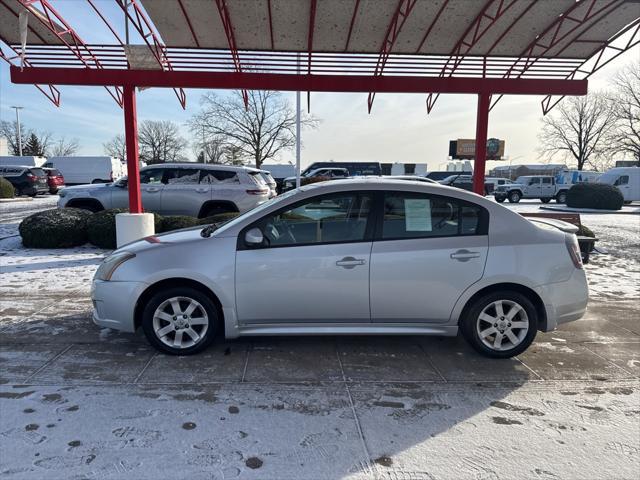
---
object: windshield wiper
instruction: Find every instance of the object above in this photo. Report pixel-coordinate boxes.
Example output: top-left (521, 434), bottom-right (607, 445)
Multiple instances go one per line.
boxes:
top-left (200, 223), bottom-right (221, 238)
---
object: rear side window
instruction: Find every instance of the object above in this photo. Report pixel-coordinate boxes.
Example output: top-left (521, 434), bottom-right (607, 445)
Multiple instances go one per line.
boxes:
top-left (542, 177), bottom-right (552, 184)
top-left (200, 170), bottom-right (240, 184)
top-left (164, 169), bottom-right (200, 185)
top-left (381, 192), bottom-right (487, 240)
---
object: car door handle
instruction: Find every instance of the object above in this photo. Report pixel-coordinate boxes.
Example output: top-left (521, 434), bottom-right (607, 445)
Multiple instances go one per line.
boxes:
top-left (144, 187), bottom-right (160, 193)
top-left (195, 188), bottom-right (209, 193)
top-left (336, 257), bottom-right (366, 269)
top-left (450, 249), bottom-right (480, 262)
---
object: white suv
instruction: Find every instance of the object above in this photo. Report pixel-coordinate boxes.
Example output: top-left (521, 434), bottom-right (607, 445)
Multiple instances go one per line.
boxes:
top-left (58, 164), bottom-right (270, 217)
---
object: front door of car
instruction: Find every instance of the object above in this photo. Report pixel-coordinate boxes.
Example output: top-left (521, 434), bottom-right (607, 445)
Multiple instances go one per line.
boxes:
top-left (524, 178), bottom-right (541, 197)
top-left (139, 167), bottom-right (165, 212)
top-left (370, 191), bottom-right (489, 323)
top-left (614, 175), bottom-right (631, 201)
top-left (161, 168), bottom-right (206, 216)
top-left (235, 192), bottom-right (374, 324)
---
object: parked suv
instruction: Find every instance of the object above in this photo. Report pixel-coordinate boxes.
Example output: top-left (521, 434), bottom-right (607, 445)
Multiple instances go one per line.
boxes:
top-left (282, 167), bottom-right (349, 191)
top-left (439, 174), bottom-right (494, 195)
top-left (494, 175), bottom-right (569, 203)
top-left (58, 163), bottom-right (270, 217)
top-left (42, 167), bottom-right (66, 194)
top-left (0, 165), bottom-right (49, 196)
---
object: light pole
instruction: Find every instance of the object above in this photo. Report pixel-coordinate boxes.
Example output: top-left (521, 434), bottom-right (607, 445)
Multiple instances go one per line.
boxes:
top-left (10, 106), bottom-right (24, 156)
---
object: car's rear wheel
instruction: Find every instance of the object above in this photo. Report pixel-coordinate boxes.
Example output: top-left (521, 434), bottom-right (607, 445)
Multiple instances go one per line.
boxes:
top-left (495, 197), bottom-right (505, 203)
top-left (141, 287), bottom-right (218, 355)
top-left (556, 191), bottom-right (567, 204)
top-left (508, 191), bottom-right (521, 203)
top-left (460, 291), bottom-right (538, 358)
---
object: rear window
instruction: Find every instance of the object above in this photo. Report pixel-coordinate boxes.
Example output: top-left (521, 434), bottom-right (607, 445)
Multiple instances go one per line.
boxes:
top-left (47, 169), bottom-right (62, 176)
top-left (30, 168), bottom-right (46, 177)
top-left (248, 171), bottom-right (267, 185)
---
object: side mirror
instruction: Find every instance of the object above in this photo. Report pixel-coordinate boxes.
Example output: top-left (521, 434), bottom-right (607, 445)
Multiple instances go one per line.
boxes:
top-left (244, 227), bottom-right (264, 247)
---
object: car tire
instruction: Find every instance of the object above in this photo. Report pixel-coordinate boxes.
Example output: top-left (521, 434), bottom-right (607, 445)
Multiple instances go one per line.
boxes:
top-left (541, 198), bottom-right (551, 203)
top-left (495, 197), bottom-right (505, 203)
top-left (556, 191), bottom-right (567, 204)
top-left (141, 287), bottom-right (219, 355)
top-left (508, 191), bottom-right (521, 203)
top-left (460, 291), bottom-right (538, 359)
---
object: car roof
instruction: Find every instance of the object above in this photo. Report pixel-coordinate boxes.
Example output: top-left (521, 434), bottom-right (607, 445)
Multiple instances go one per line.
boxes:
top-left (0, 165), bottom-right (32, 170)
top-left (142, 163), bottom-right (259, 172)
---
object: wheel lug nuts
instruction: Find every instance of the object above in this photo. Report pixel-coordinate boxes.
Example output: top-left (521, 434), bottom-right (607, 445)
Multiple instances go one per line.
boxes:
top-left (183, 315), bottom-right (187, 319)
top-left (494, 323), bottom-right (497, 327)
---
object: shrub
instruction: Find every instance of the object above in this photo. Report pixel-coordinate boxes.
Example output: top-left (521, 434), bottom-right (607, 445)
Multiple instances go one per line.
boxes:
top-left (0, 177), bottom-right (15, 199)
top-left (566, 183), bottom-right (624, 210)
top-left (19, 208), bottom-right (91, 248)
top-left (576, 224), bottom-right (595, 238)
top-left (197, 211), bottom-right (241, 225)
top-left (160, 215), bottom-right (198, 232)
top-left (87, 209), bottom-right (163, 249)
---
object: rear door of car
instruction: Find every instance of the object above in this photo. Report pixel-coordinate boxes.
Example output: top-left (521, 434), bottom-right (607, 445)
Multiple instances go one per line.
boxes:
top-left (369, 190), bottom-right (489, 323)
top-left (541, 177), bottom-right (555, 197)
top-left (161, 167), bottom-right (205, 216)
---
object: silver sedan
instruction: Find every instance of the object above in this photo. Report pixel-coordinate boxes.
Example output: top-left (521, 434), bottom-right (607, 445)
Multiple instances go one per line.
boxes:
top-left (91, 179), bottom-right (588, 358)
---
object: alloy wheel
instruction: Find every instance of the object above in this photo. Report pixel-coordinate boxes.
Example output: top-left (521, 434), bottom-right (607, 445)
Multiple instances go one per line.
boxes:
top-left (476, 300), bottom-right (529, 352)
top-left (152, 296), bottom-right (209, 349)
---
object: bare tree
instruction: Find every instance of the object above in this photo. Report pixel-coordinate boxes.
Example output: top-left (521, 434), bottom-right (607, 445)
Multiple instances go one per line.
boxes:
top-left (189, 90), bottom-right (318, 169)
top-left (103, 134), bottom-right (126, 160)
top-left (138, 120), bottom-right (188, 164)
top-left (50, 136), bottom-right (80, 156)
top-left (538, 92), bottom-right (617, 170)
top-left (0, 120), bottom-right (28, 156)
top-left (192, 133), bottom-right (227, 164)
top-left (607, 62), bottom-right (640, 161)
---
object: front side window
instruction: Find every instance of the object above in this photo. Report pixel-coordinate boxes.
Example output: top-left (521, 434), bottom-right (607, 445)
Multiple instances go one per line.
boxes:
top-left (528, 178), bottom-right (540, 185)
top-left (140, 168), bottom-right (164, 184)
top-left (615, 175), bottom-right (629, 186)
top-left (381, 192), bottom-right (486, 240)
top-left (252, 193), bottom-right (373, 247)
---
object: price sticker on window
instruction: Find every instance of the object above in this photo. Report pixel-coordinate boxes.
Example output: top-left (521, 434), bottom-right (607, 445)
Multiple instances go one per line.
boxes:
top-left (404, 198), bottom-right (432, 231)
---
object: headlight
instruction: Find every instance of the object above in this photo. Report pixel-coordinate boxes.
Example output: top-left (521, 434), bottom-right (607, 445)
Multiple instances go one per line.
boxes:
top-left (94, 252), bottom-right (136, 281)
top-left (58, 189), bottom-right (67, 197)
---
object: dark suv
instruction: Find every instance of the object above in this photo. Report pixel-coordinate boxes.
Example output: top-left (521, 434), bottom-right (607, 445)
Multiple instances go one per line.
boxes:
top-left (0, 165), bottom-right (49, 196)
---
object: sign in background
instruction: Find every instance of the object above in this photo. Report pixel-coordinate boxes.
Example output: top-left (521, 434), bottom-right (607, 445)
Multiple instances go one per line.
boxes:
top-left (449, 138), bottom-right (505, 160)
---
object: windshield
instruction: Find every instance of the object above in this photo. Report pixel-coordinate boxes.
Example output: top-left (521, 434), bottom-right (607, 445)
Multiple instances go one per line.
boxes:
top-left (209, 188), bottom-right (300, 235)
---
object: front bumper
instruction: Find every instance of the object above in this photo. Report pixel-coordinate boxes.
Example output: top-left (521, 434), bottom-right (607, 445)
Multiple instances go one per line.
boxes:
top-left (91, 279), bottom-right (147, 332)
top-left (536, 269), bottom-right (589, 332)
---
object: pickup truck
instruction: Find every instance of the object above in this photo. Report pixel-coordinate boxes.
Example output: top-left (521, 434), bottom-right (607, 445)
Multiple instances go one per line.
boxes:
top-left (493, 175), bottom-right (569, 204)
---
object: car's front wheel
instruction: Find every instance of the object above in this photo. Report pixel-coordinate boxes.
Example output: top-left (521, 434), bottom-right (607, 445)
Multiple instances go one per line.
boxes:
top-left (508, 191), bottom-right (521, 203)
top-left (141, 287), bottom-right (218, 355)
top-left (460, 291), bottom-right (538, 358)
top-left (495, 196), bottom-right (505, 203)
top-left (541, 198), bottom-right (551, 203)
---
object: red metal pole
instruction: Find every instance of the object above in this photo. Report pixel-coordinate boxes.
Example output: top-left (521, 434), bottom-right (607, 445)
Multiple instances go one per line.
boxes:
top-left (473, 92), bottom-right (490, 195)
top-left (123, 85), bottom-right (142, 213)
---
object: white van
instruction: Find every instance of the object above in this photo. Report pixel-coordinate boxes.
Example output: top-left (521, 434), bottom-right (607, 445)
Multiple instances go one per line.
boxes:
top-left (597, 167), bottom-right (640, 202)
top-left (44, 156), bottom-right (125, 185)
top-left (0, 156), bottom-right (47, 167)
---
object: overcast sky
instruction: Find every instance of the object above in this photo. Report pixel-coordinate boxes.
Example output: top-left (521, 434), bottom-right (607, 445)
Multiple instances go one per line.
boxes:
top-left (1, 1), bottom-right (638, 171)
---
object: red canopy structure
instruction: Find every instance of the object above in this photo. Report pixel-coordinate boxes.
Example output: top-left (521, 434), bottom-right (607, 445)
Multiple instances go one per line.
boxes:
top-left (3, 0), bottom-right (639, 210)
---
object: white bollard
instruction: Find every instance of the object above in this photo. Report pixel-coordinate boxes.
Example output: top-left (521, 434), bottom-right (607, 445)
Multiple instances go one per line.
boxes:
top-left (115, 213), bottom-right (155, 248)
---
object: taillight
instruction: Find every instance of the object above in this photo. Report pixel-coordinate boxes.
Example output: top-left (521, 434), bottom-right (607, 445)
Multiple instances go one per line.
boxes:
top-left (246, 188), bottom-right (269, 195)
top-left (565, 234), bottom-right (583, 269)
top-left (26, 174), bottom-right (37, 183)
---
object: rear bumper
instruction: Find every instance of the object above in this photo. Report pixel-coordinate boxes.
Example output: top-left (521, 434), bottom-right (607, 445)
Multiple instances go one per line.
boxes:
top-left (536, 269), bottom-right (589, 332)
top-left (91, 279), bottom-right (147, 333)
